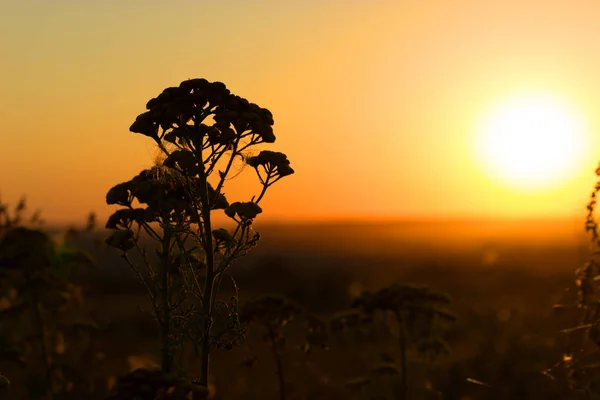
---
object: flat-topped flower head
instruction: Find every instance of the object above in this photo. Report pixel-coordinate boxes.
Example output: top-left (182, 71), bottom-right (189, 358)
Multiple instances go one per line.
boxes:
top-left (240, 294), bottom-right (303, 327)
top-left (130, 79), bottom-right (276, 146)
top-left (352, 284), bottom-right (452, 313)
top-left (105, 182), bottom-right (132, 207)
top-left (246, 150), bottom-right (295, 181)
top-left (224, 202), bottom-right (262, 221)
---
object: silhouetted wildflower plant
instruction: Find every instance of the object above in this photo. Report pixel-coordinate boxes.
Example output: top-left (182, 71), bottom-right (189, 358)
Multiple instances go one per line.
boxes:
top-left (240, 294), bottom-right (302, 400)
top-left (350, 284), bottom-right (456, 400)
top-left (104, 78), bottom-right (293, 389)
top-left (239, 294), bottom-right (329, 400)
top-left (547, 162), bottom-right (600, 397)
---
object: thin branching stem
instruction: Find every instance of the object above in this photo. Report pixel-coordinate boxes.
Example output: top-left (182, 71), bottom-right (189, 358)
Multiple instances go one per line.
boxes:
top-left (210, 139), bottom-right (241, 207)
top-left (161, 226), bottom-right (174, 372)
top-left (196, 135), bottom-right (215, 387)
top-left (174, 234), bottom-right (204, 305)
top-left (394, 309), bottom-right (409, 400)
top-left (268, 324), bottom-right (287, 400)
top-left (122, 253), bottom-right (156, 304)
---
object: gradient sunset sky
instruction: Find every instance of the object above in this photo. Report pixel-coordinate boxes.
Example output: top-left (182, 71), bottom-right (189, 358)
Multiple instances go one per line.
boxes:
top-left (2, 0), bottom-right (600, 225)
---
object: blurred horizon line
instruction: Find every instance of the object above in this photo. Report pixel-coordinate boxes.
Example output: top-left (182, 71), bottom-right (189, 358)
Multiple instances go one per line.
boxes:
top-left (42, 214), bottom-right (589, 231)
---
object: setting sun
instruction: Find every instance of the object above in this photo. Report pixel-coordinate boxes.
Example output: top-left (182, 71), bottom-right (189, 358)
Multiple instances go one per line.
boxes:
top-left (474, 93), bottom-right (590, 191)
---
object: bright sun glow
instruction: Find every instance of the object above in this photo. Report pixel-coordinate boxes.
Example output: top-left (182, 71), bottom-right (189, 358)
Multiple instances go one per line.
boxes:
top-left (474, 93), bottom-right (589, 191)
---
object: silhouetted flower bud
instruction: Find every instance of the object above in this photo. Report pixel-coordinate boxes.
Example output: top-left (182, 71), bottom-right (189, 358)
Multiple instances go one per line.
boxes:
top-left (210, 81), bottom-right (227, 94)
top-left (208, 185), bottom-right (229, 210)
top-left (224, 202), bottom-right (262, 220)
top-left (163, 149), bottom-right (197, 171)
top-left (105, 209), bottom-right (137, 229)
top-left (106, 182), bottom-right (131, 206)
top-left (129, 112), bottom-right (158, 141)
top-left (246, 151), bottom-right (285, 167)
top-left (218, 127), bottom-right (236, 145)
top-left (104, 229), bottom-right (135, 251)
top-left (156, 86), bottom-right (188, 105)
top-left (212, 228), bottom-right (232, 244)
top-left (278, 164), bottom-right (294, 177)
top-left (179, 78), bottom-right (209, 91)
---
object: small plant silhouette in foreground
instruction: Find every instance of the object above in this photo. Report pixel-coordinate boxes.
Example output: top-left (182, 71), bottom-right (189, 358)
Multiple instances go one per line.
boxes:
top-left (349, 284), bottom-right (456, 400)
top-left (104, 78), bottom-right (293, 391)
top-left (240, 295), bottom-right (303, 400)
top-left (239, 294), bottom-right (328, 400)
top-left (0, 196), bottom-right (97, 399)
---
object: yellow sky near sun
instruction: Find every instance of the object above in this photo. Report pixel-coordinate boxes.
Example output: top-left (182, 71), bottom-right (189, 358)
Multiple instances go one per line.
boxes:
top-left (1, 0), bottom-right (600, 225)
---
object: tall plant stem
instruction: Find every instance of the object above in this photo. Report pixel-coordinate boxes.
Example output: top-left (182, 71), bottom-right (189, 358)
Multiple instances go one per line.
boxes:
top-left (197, 157), bottom-right (215, 387)
top-left (161, 228), bottom-right (173, 373)
top-left (268, 326), bottom-right (286, 400)
top-left (395, 309), bottom-right (408, 400)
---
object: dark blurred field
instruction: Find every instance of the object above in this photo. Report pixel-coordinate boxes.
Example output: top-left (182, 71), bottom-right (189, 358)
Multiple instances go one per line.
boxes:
top-left (7, 218), bottom-right (593, 399)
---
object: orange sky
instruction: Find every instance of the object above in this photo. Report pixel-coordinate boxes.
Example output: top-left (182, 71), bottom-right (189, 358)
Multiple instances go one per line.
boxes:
top-left (1, 0), bottom-right (600, 225)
